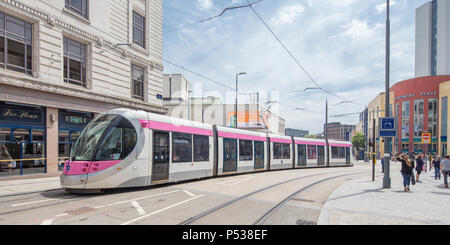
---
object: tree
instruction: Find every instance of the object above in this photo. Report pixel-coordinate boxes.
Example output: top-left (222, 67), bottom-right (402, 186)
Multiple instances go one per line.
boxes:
top-left (352, 133), bottom-right (365, 150)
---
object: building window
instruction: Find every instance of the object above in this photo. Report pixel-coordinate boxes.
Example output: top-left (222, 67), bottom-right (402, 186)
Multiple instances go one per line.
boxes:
top-left (133, 11), bottom-right (145, 48)
top-left (428, 98), bottom-right (438, 137)
top-left (65, 0), bottom-right (88, 19)
top-left (63, 37), bottom-right (87, 87)
top-left (414, 99), bottom-right (424, 137)
top-left (402, 101), bottom-right (410, 138)
top-left (442, 97), bottom-right (448, 138)
top-left (131, 64), bottom-right (145, 100)
top-left (0, 12), bottom-right (33, 75)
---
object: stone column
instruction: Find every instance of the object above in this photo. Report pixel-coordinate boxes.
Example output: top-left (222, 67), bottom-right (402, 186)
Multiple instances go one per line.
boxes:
top-left (46, 107), bottom-right (59, 175)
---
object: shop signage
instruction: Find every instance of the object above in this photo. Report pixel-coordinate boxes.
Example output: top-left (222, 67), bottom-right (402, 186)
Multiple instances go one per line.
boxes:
top-left (422, 133), bottom-right (431, 144)
top-left (59, 111), bottom-right (92, 128)
top-left (394, 91), bottom-right (437, 101)
top-left (0, 108), bottom-right (43, 125)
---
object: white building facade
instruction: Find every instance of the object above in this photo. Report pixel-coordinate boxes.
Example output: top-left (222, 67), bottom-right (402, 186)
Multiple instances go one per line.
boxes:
top-left (0, 0), bottom-right (165, 178)
top-left (415, 0), bottom-right (450, 77)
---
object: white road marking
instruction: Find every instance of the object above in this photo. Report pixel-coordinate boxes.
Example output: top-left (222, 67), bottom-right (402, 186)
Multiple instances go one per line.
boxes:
top-left (121, 194), bottom-right (205, 225)
top-left (11, 199), bottom-right (56, 207)
top-left (41, 219), bottom-right (53, 225)
top-left (183, 190), bottom-right (196, 197)
top-left (223, 176), bottom-right (254, 186)
top-left (105, 190), bottom-right (180, 207)
top-left (131, 201), bottom-right (146, 216)
top-left (56, 213), bottom-right (68, 217)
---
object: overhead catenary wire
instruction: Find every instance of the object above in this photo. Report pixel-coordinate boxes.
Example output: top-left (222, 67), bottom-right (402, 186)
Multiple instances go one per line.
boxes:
top-left (246, 1), bottom-right (365, 108)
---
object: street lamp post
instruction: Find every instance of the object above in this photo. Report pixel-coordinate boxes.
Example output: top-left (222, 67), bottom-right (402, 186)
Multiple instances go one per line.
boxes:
top-left (383, 0), bottom-right (392, 188)
top-left (235, 72), bottom-right (247, 128)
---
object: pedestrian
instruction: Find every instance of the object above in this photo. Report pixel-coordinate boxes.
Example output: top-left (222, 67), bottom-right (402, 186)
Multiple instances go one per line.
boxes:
top-left (415, 154), bottom-right (425, 182)
top-left (432, 156), bottom-right (441, 180)
top-left (381, 157), bottom-right (385, 173)
top-left (398, 154), bottom-right (413, 192)
top-left (440, 155), bottom-right (450, 188)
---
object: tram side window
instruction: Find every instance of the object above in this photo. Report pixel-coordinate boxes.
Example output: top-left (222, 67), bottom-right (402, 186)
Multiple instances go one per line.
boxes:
top-left (172, 132), bottom-right (192, 163)
top-left (154, 131), bottom-right (169, 163)
top-left (273, 143), bottom-right (282, 159)
top-left (94, 120), bottom-right (137, 161)
top-left (239, 140), bottom-right (253, 161)
top-left (331, 147), bottom-right (339, 158)
top-left (308, 145), bottom-right (316, 159)
top-left (338, 147), bottom-right (345, 159)
top-left (282, 143), bottom-right (291, 159)
top-left (193, 135), bottom-right (209, 162)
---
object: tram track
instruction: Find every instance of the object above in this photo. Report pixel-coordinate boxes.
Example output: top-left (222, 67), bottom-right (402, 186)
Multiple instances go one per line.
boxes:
top-left (178, 169), bottom-right (369, 225)
top-left (252, 172), bottom-right (369, 225)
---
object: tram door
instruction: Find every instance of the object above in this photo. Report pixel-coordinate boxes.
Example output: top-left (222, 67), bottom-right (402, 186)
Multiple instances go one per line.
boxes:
top-left (345, 147), bottom-right (351, 165)
top-left (254, 141), bottom-right (265, 170)
top-left (223, 138), bottom-right (237, 173)
top-left (298, 145), bottom-right (307, 167)
top-left (152, 131), bottom-right (170, 183)
top-left (317, 146), bottom-right (325, 165)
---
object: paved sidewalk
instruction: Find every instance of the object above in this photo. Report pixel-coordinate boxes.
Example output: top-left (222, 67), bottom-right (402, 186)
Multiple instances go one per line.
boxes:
top-left (318, 161), bottom-right (450, 225)
top-left (0, 176), bottom-right (61, 196)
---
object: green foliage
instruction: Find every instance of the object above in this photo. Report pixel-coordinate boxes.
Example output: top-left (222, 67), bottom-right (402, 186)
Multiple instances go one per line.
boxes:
top-left (352, 133), bottom-right (365, 149)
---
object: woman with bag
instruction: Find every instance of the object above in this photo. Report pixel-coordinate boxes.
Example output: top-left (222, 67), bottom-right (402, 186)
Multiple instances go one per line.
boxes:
top-left (398, 154), bottom-right (414, 192)
top-left (415, 155), bottom-right (425, 182)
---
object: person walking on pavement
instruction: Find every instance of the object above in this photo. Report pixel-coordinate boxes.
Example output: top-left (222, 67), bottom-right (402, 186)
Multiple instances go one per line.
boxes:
top-left (381, 157), bottom-right (385, 173)
top-left (440, 155), bottom-right (450, 188)
top-left (415, 154), bottom-right (425, 182)
top-left (432, 156), bottom-right (441, 180)
top-left (398, 154), bottom-right (414, 192)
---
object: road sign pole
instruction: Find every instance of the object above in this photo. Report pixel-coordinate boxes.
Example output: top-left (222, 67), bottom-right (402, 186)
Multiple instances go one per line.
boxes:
top-left (383, 0), bottom-right (392, 189)
top-left (373, 118), bottom-right (376, 182)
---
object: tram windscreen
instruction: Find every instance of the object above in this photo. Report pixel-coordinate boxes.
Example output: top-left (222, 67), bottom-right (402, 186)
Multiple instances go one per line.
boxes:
top-left (70, 114), bottom-right (119, 161)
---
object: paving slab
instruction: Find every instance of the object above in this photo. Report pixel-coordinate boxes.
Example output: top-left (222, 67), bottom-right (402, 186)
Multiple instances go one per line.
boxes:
top-left (318, 161), bottom-right (450, 225)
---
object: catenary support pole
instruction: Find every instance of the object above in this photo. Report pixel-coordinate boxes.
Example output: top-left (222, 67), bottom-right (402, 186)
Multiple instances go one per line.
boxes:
top-left (383, 0), bottom-right (392, 188)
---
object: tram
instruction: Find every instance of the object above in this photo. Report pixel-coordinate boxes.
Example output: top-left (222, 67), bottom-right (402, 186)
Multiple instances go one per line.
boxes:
top-left (60, 109), bottom-right (353, 192)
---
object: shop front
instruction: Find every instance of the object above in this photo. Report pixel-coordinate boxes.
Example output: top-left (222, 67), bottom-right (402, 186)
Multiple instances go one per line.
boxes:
top-left (0, 102), bottom-right (46, 177)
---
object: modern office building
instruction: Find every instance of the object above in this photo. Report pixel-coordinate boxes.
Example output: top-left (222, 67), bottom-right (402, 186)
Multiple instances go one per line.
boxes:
top-left (0, 0), bottom-right (165, 178)
top-left (415, 0), bottom-right (450, 77)
top-left (324, 122), bottom-right (356, 141)
top-left (285, 128), bottom-right (309, 138)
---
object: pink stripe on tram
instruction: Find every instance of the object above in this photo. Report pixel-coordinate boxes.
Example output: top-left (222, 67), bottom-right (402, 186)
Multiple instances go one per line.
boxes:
top-left (295, 141), bottom-right (326, 146)
top-left (271, 138), bottom-right (292, 144)
top-left (218, 131), bottom-right (266, 141)
top-left (330, 143), bottom-right (352, 147)
top-left (139, 119), bottom-right (213, 136)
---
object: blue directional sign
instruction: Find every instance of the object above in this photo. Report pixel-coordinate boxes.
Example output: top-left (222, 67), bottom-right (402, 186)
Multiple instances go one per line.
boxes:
top-left (379, 130), bottom-right (396, 137)
top-left (379, 117), bottom-right (397, 137)
top-left (381, 118), bottom-right (395, 130)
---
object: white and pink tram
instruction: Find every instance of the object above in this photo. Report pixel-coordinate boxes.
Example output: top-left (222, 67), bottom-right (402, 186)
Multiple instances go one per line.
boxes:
top-left (60, 109), bottom-right (353, 192)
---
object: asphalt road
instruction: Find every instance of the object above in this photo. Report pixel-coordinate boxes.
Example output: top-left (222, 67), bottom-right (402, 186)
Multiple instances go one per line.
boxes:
top-left (0, 165), bottom-right (372, 225)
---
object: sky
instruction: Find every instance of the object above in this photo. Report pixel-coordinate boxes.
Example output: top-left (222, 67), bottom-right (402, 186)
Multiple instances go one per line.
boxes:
top-left (162, 0), bottom-right (430, 134)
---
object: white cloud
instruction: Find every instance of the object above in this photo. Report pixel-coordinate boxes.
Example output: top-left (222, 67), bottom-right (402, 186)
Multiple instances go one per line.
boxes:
top-left (270, 4), bottom-right (305, 26)
top-left (197, 0), bottom-right (213, 10)
top-left (376, 0), bottom-right (397, 13)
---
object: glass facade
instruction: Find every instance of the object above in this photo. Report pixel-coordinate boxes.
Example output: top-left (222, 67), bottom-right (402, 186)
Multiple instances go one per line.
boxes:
top-left (414, 99), bottom-right (424, 137)
top-left (0, 103), bottom-right (46, 177)
top-left (428, 98), bottom-right (438, 137)
top-left (431, 0), bottom-right (437, 76)
top-left (402, 101), bottom-right (410, 139)
top-left (442, 97), bottom-right (448, 157)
